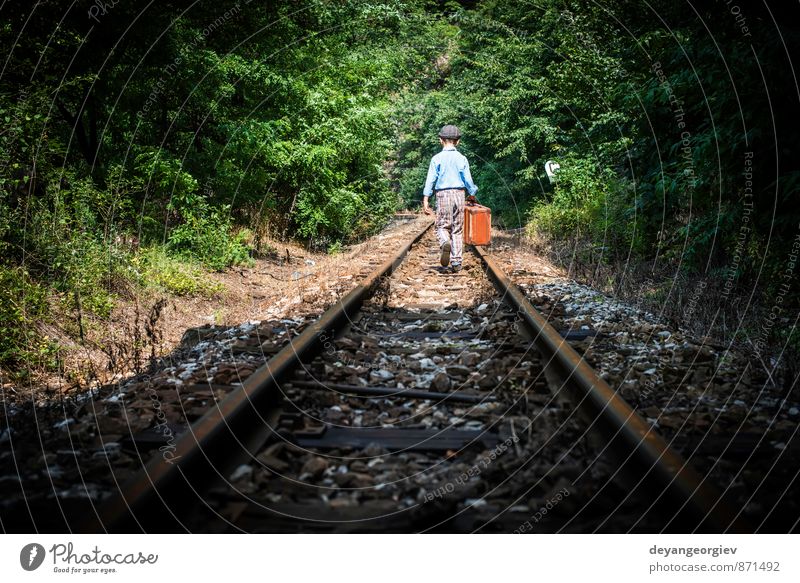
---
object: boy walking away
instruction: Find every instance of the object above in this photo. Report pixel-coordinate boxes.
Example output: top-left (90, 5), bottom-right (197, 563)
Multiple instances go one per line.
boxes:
top-left (422, 125), bottom-right (478, 273)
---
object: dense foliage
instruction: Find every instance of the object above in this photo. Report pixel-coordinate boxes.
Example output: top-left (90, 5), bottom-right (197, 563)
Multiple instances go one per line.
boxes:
top-left (1, 0), bottom-right (798, 370)
top-left (396, 2), bottom-right (800, 275)
top-left (0, 0), bottom-right (444, 367)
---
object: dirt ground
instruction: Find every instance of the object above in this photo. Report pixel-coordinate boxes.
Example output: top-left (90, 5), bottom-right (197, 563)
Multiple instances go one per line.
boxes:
top-left (1, 216), bottom-right (432, 405)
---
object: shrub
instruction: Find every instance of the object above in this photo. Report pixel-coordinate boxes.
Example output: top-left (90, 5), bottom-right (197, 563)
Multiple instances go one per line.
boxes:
top-left (23, 176), bottom-right (129, 319)
top-left (528, 157), bottom-right (621, 240)
top-left (135, 247), bottom-right (224, 297)
top-left (136, 151), bottom-right (252, 271)
top-left (167, 200), bottom-right (253, 271)
top-left (0, 266), bottom-right (53, 367)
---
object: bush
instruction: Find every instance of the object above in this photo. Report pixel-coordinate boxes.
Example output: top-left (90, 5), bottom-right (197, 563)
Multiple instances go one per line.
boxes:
top-left (23, 176), bottom-right (131, 319)
top-left (167, 198), bottom-right (253, 271)
top-left (0, 266), bottom-right (53, 367)
top-left (134, 151), bottom-right (252, 271)
top-left (528, 157), bottom-right (629, 244)
top-left (135, 247), bottom-right (224, 297)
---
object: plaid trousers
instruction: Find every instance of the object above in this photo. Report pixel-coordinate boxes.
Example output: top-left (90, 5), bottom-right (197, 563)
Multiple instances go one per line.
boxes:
top-left (435, 188), bottom-right (465, 265)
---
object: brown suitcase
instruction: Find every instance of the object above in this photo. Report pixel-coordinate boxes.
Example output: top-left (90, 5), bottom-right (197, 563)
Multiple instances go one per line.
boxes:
top-left (464, 202), bottom-right (491, 245)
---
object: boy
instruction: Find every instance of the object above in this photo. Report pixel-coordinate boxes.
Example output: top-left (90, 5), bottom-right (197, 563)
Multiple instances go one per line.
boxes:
top-left (422, 125), bottom-right (478, 272)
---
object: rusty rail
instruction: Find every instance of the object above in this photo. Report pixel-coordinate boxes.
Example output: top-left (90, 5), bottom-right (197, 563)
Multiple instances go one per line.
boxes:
top-left (474, 244), bottom-right (747, 533)
top-left (87, 219), bottom-right (434, 532)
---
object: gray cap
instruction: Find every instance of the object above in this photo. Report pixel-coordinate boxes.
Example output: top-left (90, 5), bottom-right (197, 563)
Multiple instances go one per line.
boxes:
top-left (438, 124), bottom-right (461, 139)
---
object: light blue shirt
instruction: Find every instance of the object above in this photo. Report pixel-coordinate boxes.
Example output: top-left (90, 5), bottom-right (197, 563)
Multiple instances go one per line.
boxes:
top-left (422, 146), bottom-right (478, 197)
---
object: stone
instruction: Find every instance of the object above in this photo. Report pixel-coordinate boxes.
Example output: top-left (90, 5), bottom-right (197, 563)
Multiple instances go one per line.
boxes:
top-left (445, 365), bottom-right (471, 378)
top-left (418, 358), bottom-right (437, 371)
top-left (96, 417), bottom-right (132, 434)
top-left (334, 472), bottom-right (374, 488)
top-left (257, 454), bottom-right (289, 472)
top-left (460, 352), bottom-right (482, 367)
top-left (432, 372), bottom-right (451, 391)
top-left (370, 369), bottom-right (395, 381)
top-left (329, 497), bottom-right (355, 509)
top-left (229, 464), bottom-right (253, 481)
top-left (300, 456), bottom-right (329, 479)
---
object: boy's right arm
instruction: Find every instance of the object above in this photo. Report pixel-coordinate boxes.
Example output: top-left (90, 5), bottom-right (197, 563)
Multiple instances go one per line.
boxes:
top-left (461, 158), bottom-right (478, 196)
top-left (422, 157), bottom-right (437, 215)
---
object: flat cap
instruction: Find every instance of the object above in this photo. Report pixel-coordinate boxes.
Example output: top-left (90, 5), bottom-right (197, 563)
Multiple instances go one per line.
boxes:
top-left (438, 124), bottom-right (461, 139)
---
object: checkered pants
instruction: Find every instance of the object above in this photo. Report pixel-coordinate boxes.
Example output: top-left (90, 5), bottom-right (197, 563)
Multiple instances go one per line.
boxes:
top-left (435, 188), bottom-right (465, 265)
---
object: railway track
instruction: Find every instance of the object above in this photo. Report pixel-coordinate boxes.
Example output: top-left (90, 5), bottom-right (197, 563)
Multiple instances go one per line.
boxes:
top-left (86, 220), bottom-right (746, 533)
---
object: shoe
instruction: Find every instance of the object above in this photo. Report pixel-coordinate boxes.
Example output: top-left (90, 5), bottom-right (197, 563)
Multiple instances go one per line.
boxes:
top-left (440, 241), bottom-right (451, 267)
top-left (450, 263), bottom-right (462, 272)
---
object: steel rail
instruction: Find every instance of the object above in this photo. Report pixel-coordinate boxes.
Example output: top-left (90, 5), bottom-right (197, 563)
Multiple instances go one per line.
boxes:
top-left (474, 244), bottom-right (748, 532)
top-left (86, 219), bottom-right (434, 532)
